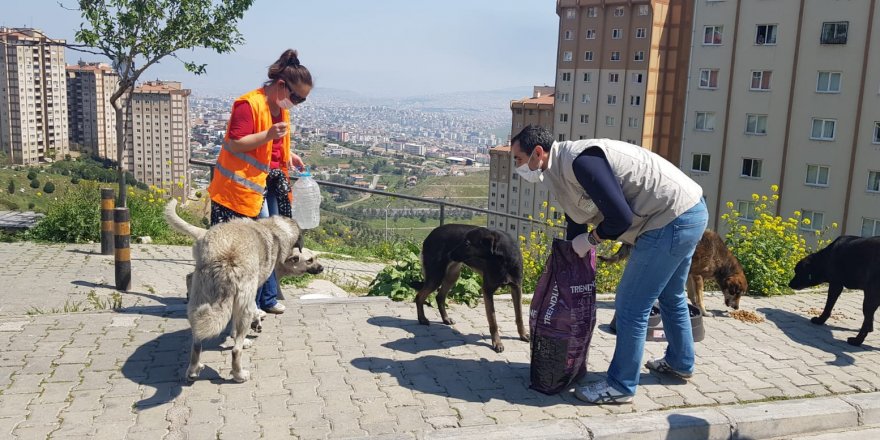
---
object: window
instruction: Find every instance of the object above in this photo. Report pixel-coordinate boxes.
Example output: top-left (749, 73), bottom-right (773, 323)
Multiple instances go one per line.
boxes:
top-left (564, 30), bottom-right (574, 40)
top-left (630, 95), bottom-right (641, 106)
top-left (559, 113), bottom-right (569, 123)
top-left (580, 114), bottom-right (590, 124)
top-left (583, 72), bottom-right (592, 82)
top-left (746, 114), bottom-right (768, 135)
top-left (750, 71), bottom-right (772, 91)
top-left (609, 73), bottom-right (620, 83)
top-left (756, 24), bottom-right (778, 45)
top-left (692, 154), bottom-right (711, 172)
top-left (700, 69), bottom-right (719, 89)
top-left (817, 72), bottom-right (841, 93)
top-left (563, 51), bottom-right (573, 62)
top-left (587, 7), bottom-right (598, 17)
top-left (741, 158), bottom-right (763, 178)
top-left (607, 95), bottom-right (617, 105)
top-left (704, 26), bottom-right (723, 45)
top-left (874, 122), bottom-right (880, 143)
top-left (627, 117), bottom-right (639, 128)
top-left (639, 5), bottom-right (649, 15)
top-left (811, 118), bottom-right (836, 140)
top-left (566, 8), bottom-right (576, 19)
top-left (634, 51), bottom-right (645, 61)
top-left (586, 29), bottom-right (597, 39)
top-left (558, 133), bottom-right (566, 141)
top-left (821, 22), bottom-right (848, 44)
top-left (695, 112), bottom-right (716, 131)
top-left (867, 171), bottom-right (880, 192)
top-left (636, 28), bottom-right (647, 39)
top-left (737, 201), bottom-right (757, 220)
top-left (632, 73), bottom-right (644, 83)
top-left (581, 94), bottom-right (591, 103)
top-left (862, 218), bottom-right (880, 237)
top-left (562, 72), bottom-right (571, 81)
top-left (584, 51), bottom-right (594, 61)
top-left (801, 211), bottom-right (824, 231)
top-left (606, 116), bottom-right (616, 126)
top-left (614, 7), bottom-right (624, 17)
top-left (612, 29), bottom-right (622, 39)
top-left (559, 93), bottom-right (570, 102)
top-left (610, 51), bottom-right (621, 61)
top-left (806, 165), bottom-right (830, 186)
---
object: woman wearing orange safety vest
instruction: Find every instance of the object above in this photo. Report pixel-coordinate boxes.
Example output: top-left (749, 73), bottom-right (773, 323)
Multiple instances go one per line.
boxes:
top-left (207, 49), bottom-right (312, 314)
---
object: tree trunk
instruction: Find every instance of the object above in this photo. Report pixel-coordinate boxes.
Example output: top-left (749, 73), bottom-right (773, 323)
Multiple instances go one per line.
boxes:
top-left (115, 104), bottom-right (126, 207)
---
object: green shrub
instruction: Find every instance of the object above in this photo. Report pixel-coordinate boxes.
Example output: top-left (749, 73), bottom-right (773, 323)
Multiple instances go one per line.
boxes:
top-left (43, 182), bottom-right (55, 194)
top-left (0, 198), bottom-right (19, 210)
top-left (27, 171), bottom-right (37, 180)
top-left (721, 184), bottom-right (837, 295)
top-left (7, 179), bottom-right (14, 195)
top-left (30, 179), bottom-right (40, 189)
top-left (61, 169), bottom-right (70, 176)
top-left (367, 250), bottom-right (483, 307)
top-left (27, 202), bottom-right (35, 210)
top-left (29, 182), bottom-right (100, 243)
top-left (71, 177), bottom-right (80, 184)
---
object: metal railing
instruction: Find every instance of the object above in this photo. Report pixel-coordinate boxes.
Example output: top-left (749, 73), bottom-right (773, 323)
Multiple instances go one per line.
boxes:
top-left (189, 158), bottom-right (561, 229)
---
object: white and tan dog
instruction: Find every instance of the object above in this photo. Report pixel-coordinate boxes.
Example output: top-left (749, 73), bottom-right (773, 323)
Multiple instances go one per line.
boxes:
top-left (165, 199), bottom-right (322, 382)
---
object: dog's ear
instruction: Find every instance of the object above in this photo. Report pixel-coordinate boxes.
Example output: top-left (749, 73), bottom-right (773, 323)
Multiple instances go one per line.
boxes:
top-left (294, 231), bottom-right (304, 252)
top-left (483, 232), bottom-right (501, 256)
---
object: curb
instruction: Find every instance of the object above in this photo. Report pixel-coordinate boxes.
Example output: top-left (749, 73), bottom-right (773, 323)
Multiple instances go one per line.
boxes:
top-left (425, 392), bottom-right (880, 440)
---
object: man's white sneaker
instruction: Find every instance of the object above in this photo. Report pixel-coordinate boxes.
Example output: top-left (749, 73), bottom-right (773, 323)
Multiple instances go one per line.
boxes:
top-left (574, 380), bottom-right (633, 404)
top-left (263, 303), bottom-right (286, 314)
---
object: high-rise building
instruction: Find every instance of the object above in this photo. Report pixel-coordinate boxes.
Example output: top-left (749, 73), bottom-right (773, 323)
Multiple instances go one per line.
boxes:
top-left (0, 27), bottom-right (70, 164)
top-left (554, 0), bottom-right (694, 164)
top-left (66, 61), bottom-right (119, 160)
top-left (126, 80), bottom-right (191, 198)
top-left (488, 86), bottom-right (563, 238)
top-left (679, 0), bottom-right (880, 237)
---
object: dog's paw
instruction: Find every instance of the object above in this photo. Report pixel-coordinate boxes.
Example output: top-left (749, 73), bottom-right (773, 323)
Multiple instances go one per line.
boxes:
top-left (701, 309), bottom-right (714, 317)
top-left (185, 363), bottom-right (205, 382)
top-left (493, 342), bottom-right (505, 353)
top-left (442, 317), bottom-right (455, 325)
top-left (847, 337), bottom-right (864, 346)
top-left (243, 339), bottom-right (253, 349)
top-left (418, 317), bottom-right (430, 326)
top-left (519, 333), bottom-right (530, 343)
top-left (232, 369), bottom-right (251, 383)
top-left (810, 316), bottom-right (828, 325)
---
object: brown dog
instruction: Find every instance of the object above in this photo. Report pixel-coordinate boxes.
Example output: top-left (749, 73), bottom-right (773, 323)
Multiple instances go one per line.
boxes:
top-left (601, 230), bottom-right (748, 316)
top-left (412, 224), bottom-right (529, 353)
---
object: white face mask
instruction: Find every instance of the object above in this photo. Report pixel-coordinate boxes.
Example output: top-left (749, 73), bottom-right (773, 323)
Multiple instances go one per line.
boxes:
top-left (277, 97), bottom-right (295, 110)
top-left (516, 151), bottom-right (543, 183)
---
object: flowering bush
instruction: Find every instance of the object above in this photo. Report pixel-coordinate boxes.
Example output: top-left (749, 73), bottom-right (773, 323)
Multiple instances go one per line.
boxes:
top-left (519, 202), bottom-right (625, 295)
top-left (720, 184), bottom-right (836, 295)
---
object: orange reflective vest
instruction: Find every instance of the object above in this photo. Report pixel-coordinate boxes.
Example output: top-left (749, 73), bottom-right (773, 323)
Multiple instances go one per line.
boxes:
top-left (208, 88), bottom-right (293, 217)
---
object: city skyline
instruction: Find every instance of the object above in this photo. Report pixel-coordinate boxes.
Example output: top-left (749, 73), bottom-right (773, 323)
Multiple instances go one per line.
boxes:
top-left (2, 0), bottom-right (559, 98)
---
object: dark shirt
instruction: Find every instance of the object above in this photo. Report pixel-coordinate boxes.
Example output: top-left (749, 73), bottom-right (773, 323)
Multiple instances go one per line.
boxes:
top-left (565, 147), bottom-right (634, 240)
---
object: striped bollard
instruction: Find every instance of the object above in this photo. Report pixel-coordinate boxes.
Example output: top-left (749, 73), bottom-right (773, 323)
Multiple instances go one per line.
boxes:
top-left (114, 207), bottom-right (132, 291)
top-left (100, 189), bottom-right (115, 255)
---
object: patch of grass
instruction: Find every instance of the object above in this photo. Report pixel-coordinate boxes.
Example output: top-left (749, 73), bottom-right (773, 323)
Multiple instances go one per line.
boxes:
top-left (279, 273), bottom-right (317, 289)
top-left (26, 290), bottom-right (122, 315)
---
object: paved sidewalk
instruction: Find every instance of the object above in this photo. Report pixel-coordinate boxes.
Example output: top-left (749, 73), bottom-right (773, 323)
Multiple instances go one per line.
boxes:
top-left (1, 242), bottom-right (880, 439)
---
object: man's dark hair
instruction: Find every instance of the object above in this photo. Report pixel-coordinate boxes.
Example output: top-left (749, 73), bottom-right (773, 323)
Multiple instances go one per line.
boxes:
top-left (511, 125), bottom-right (554, 155)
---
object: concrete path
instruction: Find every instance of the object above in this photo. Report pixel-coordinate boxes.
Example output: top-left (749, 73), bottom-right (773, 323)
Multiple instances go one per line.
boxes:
top-left (1, 242), bottom-right (879, 439)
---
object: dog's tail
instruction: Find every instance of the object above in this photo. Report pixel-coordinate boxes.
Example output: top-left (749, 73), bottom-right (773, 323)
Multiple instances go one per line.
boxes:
top-left (164, 198), bottom-right (207, 239)
top-left (598, 243), bottom-right (632, 264)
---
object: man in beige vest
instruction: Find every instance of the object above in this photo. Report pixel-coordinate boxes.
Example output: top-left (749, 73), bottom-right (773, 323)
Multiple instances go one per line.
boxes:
top-left (511, 125), bottom-right (707, 404)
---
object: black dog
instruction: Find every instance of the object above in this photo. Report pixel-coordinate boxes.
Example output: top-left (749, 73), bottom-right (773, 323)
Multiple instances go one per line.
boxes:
top-left (789, 235), bottom-right (880, 346)
top-left (412, 224), bottom-right (529, 352)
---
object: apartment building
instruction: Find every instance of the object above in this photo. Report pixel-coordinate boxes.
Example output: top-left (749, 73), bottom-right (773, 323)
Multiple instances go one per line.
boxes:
top-left (66, 61), bottom-right (119, 160)
top-left (554, 0), bottom-right (694, 164)
top-left (679, 0), bottom-right (880, 237)
top-left (0, 27), bottom-right (69, 164)
top-left (126, 80), bottom-right (191, 198)
top-left (488, 86), bottom-right (563, 238)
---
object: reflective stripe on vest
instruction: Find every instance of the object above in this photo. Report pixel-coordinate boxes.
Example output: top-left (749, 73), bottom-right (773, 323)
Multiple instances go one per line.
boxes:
top-left (222, 141), bottom-right (271, 173)
top-left (214, 161), bottom-right (265, 194)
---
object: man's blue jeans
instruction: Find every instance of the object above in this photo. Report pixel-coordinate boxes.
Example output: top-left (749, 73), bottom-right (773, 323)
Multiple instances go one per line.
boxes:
top-left (606, 199), bottom-right (708, 396)
top-left (256, 191), bottom-right (281, 310)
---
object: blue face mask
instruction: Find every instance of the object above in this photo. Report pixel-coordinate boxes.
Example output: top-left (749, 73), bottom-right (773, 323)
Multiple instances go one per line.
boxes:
top-left (516, 150), bottom-right (543, 183)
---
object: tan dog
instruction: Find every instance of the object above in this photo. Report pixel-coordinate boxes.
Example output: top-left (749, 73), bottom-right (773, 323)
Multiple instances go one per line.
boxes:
top-left (165, 199), bottom-right (322, 383)
top-left (601, 230), bottom-right (748, 316)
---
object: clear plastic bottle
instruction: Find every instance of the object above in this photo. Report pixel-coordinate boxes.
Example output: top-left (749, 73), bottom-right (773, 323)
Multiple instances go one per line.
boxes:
top-left (290, 167), bottom-right (321, 229)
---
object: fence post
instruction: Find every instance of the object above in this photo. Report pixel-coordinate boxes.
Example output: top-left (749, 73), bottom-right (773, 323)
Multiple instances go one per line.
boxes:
top-left (100, 188), bottom-right (115, 255)
top-left (439, 203), bottom-right (445, 225)
top-left (114, 207), bottom-right (132, 291)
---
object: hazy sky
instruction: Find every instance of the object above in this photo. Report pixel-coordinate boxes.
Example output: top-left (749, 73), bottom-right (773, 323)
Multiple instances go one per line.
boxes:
top-left (3, 0), bottom-right (559, 97)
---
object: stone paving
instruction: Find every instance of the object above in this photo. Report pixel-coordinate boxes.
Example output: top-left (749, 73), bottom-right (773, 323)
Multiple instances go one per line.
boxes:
top-left (1, 242), bottom-right (880, 439)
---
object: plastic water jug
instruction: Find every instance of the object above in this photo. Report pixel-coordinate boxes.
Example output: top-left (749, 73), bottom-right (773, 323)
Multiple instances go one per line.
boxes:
top-left (290, 167), bottom-right (321, 229)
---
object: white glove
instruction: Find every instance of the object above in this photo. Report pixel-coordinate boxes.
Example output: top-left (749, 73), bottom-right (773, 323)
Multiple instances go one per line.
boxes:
top-left (572, 232), bottom-right (596, 258)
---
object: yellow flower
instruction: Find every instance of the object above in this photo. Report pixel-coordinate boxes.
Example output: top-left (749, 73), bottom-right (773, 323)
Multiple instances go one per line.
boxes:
top-left (802, 218), bottom-right (811, 226)
top-left (831, 222), bottom-right (838, 229)
top-left (539, 212), bottom-right (545, 219)
top-left (519, 235), bottom-right (526, 242)
top-left (549, 206), bottom-right (556, 212)
top-left (726, 201), bottom-right (734, 209)
top-left (793, 210), bottom-right (801, 217)
top-left (772, 194), bottom-right (779, 201)
top-left (36, 192), bottom-right (42, 196)
top-left (542, 201), bottom-right (548, 208)
top-left (752, 194), bottom-right (759, 201)
top-left (771, 184), bottom-right (779, 192)
top-left (761, 195), bottom-right (768, 202)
